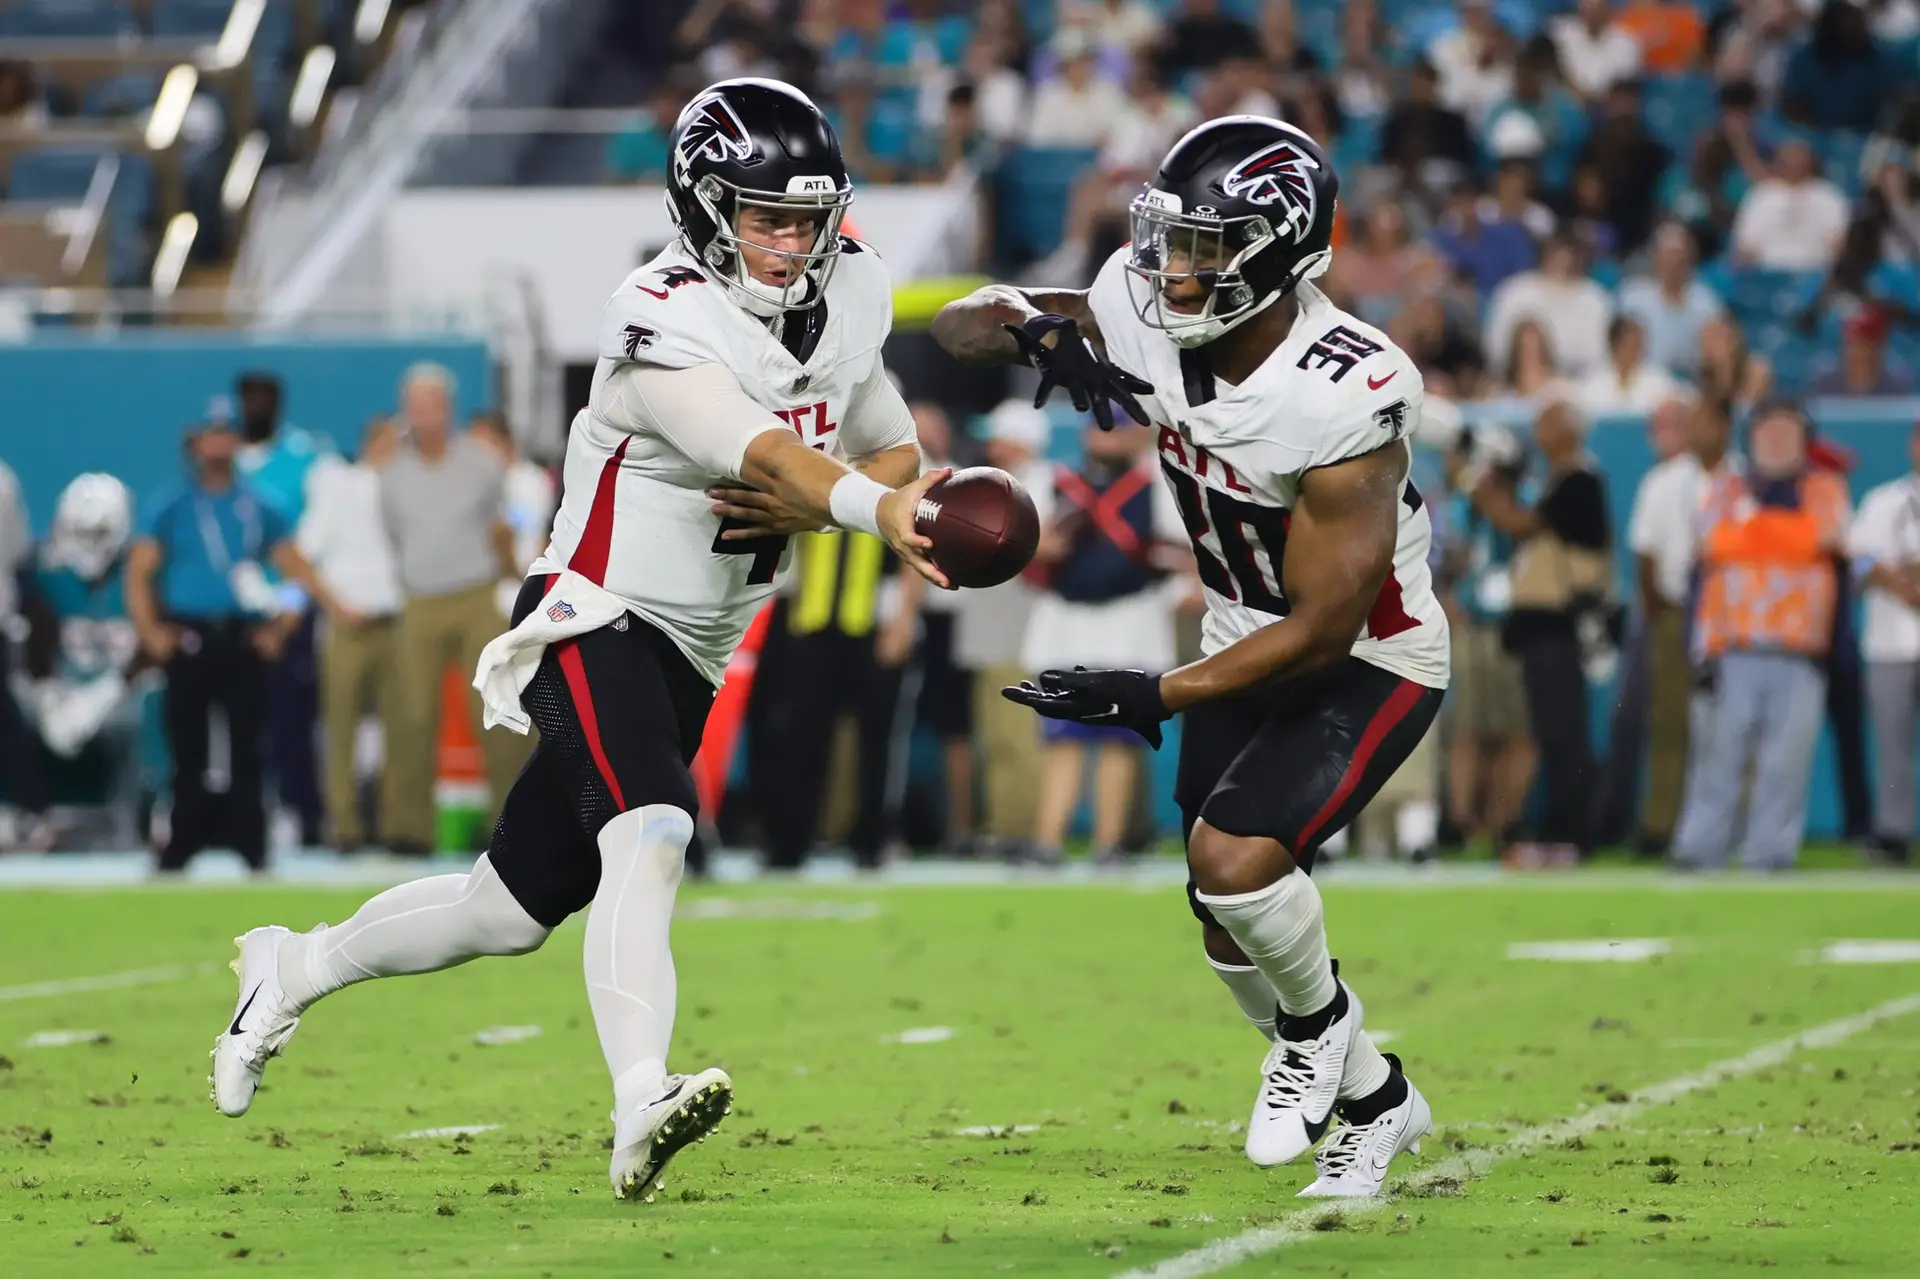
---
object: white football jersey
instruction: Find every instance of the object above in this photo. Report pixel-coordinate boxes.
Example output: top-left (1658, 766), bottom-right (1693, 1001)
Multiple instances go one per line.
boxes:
top-left (534, 239), bottom-right (913, 685)
top-left (1087, 251), bottom-right (1450, 689)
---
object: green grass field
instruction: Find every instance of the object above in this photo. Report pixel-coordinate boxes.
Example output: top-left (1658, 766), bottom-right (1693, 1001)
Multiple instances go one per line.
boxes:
top-left (4, 871), bottom-right (1919, 1277)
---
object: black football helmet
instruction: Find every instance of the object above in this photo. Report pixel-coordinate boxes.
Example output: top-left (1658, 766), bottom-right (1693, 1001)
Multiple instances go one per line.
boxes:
top-left (1125, 116), bottom-right (1339, 347)
top-left (665, 78), bottom-right (853, 316)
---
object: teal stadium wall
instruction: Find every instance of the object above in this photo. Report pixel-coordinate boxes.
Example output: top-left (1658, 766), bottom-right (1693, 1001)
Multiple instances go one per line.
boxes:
top-left (0, 335), bottom-right (495, 529)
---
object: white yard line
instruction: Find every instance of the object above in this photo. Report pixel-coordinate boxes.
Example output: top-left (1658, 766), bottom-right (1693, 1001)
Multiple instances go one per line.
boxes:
top-left (1114, 990), bottom-right (1920, 1279)
top-left (0, 962), bottom-right (220, 1003)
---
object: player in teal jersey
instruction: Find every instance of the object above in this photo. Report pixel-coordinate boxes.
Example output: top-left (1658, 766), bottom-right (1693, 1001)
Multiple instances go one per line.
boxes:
top-left (20, 474), bottom-right (147, 846)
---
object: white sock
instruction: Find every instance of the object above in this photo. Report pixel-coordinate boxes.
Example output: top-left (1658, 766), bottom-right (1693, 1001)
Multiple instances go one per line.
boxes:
top-left (1208, 959), bottom-right (1278, 1041)
top-left (1195, 872), bottom-right (1337, 1018)
top-left (583, 804), bottom-right (693, 1119)
top-left (277, 853), bottom-right (549, 1010)
top-left (1339, 1031), bottom-right (1393, 1101)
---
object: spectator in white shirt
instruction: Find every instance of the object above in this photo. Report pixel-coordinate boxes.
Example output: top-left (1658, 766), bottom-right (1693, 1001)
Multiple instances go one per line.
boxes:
top-left (1621, 390), bottom-right (1725, 850)
top-left (1428, 0), bottom-right (1517, 128)
top-left (1551, 0), bottom-right (1642, 100)
top-left (1073, 0), bottom-right (1163, 56)
top-left (1485, 233), bottom-right (1616, 378)
top-left (1027, 57), bottom-right (1197, 286)
top-left (1731, 137), bottom-right (1852, 272)
top-left (1617, 220), bottom-right (1726, 376)
top-left (1579, 315), bottom-right (1683, 415)
top-left (1025, 28), bottom-right (1127, 149)
top-left (289, 417), bottom-right (405, 850)
top-left (1847, 419), bottom-right (1920, 864)
top-left (468, 411), bottom-right (557, 617)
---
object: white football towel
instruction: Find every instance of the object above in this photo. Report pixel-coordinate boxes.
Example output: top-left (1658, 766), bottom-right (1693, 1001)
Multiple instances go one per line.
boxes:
top-left (472, 570), bottom-right (628, 735)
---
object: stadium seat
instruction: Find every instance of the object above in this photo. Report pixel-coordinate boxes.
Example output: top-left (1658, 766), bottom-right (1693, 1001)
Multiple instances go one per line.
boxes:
top-left (80, 71), bottom-right (163, 120)
top-left (1871, 261), bottom-right (1920, 310)
top-left (1642, 73), bottom-right (1715, 156)
top-left (0, 0), bottom-right (137, 38)
top-left (149, 0), bottom-right (235, 37)
top-left (6, 145), bottom-right (117, 203)
top-left (995, 146), bottom-right (1097, 264)
top-left (1821, 131), bottom-right (1867, 196)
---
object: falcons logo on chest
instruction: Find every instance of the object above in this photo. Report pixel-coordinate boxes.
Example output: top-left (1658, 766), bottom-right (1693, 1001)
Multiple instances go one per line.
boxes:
top-left (676, 94), bottom-right (756, 167)
top-left (1219, 141), bottom-right (1319, 242)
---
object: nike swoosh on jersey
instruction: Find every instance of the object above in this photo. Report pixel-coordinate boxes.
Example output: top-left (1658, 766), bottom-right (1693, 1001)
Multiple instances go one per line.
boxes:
top-left (1366, 371), bottom-right (1397, 390)
top-left (636, 285), bottom-right (670, 300)
top-left (229, 985), bottom-right (260, 1037)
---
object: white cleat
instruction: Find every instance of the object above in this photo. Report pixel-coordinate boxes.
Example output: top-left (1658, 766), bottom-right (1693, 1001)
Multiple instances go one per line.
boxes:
top-left (1296, 1061), bottom-right (1432, 1198)
top-left (1244, 979), bottom-right (1363, 1167)
top-left (209, 926), bottom-right (302, 1117)
top-left (609, 1067), bottom-right (733, 1202)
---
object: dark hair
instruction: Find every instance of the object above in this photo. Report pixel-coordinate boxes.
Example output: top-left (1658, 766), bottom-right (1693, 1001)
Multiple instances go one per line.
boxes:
top-left (1607, 314), bottom-right (1643, 348)
top-left (236, 371), bottom-right (281, 399)
top-left (1506, 318), bottom-right (1558, 383)
top-left (1717, 79), bottom-right (1759, 112)
top-left (1748, 397), bottom-right (1812, 444)
top-left (1517, 34), bottom-right (1560, 76)
top-left (1812, 0), bottom-right (1870, 63)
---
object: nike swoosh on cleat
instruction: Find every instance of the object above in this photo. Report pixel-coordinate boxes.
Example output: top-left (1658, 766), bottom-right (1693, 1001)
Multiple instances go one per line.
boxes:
top-left (229, 984), bottom-right (261, 1037)
top-left (654, 1079), bottom-right (687, 1106)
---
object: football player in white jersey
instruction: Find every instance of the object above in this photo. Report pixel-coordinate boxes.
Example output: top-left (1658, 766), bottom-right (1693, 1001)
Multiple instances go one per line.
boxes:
top-left (933, 118), bottom-right (1449, 1197)
top-left (208, 79), bottom-right (949, 1202)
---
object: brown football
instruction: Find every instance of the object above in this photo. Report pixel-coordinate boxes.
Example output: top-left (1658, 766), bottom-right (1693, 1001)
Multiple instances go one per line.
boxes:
top-left (914, 466), bottom-right (1041, 589)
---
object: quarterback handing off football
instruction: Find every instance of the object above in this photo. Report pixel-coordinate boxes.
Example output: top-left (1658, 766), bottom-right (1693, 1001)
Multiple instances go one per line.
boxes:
top-left (913, 466), bottom-right (1040, 588)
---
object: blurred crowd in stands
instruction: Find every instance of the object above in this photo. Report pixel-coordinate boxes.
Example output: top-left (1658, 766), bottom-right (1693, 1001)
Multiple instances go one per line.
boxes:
top-left (604, 0), bottom-right (1920, 400)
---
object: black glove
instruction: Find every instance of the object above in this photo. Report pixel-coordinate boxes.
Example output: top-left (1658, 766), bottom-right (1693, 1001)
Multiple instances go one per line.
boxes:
top-left (1003, 314), bottom-right (1154, 432)
top-left (1002, 666), bottom-right (1169, 748)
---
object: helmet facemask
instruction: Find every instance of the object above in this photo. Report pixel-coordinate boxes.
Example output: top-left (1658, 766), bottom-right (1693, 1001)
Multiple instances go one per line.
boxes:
top-left (1124, 190), bottom-right (1331, 348)
top-left (683, 172), bottom-right (852, 317)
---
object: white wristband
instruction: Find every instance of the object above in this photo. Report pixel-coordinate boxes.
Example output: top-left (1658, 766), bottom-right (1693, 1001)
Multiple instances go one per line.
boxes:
top-left (828, 471), bottom-right (889, 538)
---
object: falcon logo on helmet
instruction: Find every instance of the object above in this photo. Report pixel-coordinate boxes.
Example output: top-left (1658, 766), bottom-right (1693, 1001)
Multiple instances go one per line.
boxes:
top-left (677, 94), bottom-right (757, 167)
top-left (1219, 141), bottom-right (1320, 240)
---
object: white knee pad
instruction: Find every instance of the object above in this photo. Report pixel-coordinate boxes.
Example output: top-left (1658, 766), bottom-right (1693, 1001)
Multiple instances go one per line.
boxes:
top-left (596, 805), bottom-right (695, 887)
top-left (470, 853), bottom-right (553, 956)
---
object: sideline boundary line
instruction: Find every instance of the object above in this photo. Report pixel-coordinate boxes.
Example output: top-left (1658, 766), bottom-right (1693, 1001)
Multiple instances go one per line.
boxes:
top-left (1114, 991), bottom-right (1920, 1279)
top-left (0, 963), bottom-right (222, 1004)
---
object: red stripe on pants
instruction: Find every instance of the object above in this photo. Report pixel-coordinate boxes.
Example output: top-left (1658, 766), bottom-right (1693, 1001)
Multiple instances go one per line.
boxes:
top-left (555, 640), bottom-right (626, 809)
top-left (1292, 677), bottom-right (1427, 850)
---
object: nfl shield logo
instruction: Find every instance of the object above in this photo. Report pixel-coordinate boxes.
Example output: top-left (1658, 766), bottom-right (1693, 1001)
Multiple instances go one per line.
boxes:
top-left (547, 600), bottom-right (577, 623)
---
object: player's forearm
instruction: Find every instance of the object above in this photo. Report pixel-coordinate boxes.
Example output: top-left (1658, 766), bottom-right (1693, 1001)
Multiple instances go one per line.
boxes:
top-left (1159, 608), bottom-right (1363, 712)
top-left (739, 433), bottom-right (866, 531)
top-left (931, 286), bottom-right (1091, 366)
top-left (931, 286), bottom-right (1042, 365)
top-left (853, 443), bottom-right (922, 489)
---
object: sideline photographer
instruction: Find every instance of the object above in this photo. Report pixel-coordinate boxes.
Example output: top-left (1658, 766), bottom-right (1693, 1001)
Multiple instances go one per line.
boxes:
top-left (1463, 394), bottom-right (1616, 866)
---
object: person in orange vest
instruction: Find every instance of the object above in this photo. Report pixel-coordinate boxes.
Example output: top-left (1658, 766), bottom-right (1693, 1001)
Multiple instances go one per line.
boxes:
top-left (1674, 401), bottom-right (1852, 870)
